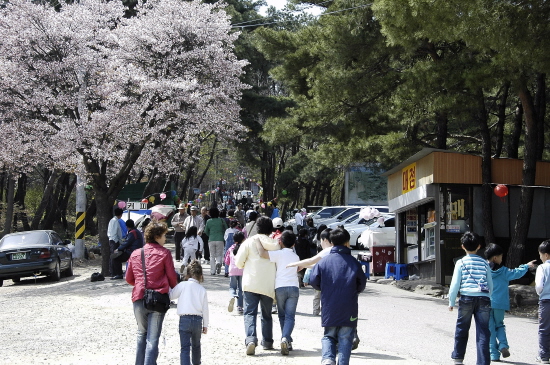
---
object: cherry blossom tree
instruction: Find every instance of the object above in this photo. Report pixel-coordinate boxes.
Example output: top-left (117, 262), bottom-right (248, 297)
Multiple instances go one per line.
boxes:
top-left (0, 0), bottom-right (247, 274)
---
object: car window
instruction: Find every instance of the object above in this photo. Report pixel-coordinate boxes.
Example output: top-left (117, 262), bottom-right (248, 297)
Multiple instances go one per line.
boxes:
top-left (50, 233), bottom-right (63, 245)
top-left (0, 231), bottom-right (50, 249)
top-left (344, 213), bottom-right (360, 224)
top-left (338, 208), bottom-right (360, 220)
top-left (384, 218), bottom-right (395, 227)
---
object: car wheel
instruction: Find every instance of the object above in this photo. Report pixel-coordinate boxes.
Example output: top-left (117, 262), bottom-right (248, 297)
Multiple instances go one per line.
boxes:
top-left (12, 277), bottom-right (20, 283)
top-left (50, 261), bottom-right (61, 281)
top-left (64, 259), bottom-right (74, 277)
top-left (0, 279), bottom-right (3, 287)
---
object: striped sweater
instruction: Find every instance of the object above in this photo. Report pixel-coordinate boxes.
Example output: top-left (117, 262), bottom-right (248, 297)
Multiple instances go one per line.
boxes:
top-left (448, 254), bottom-right (493, 307)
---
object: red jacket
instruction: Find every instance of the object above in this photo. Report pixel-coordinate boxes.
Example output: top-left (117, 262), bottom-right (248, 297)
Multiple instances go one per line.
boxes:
top-left (126, 243), bottom-right (178, 302)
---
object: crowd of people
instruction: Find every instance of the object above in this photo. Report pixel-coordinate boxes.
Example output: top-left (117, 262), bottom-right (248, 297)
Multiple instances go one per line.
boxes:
top-left (106, 202), bottom-right (550, 365)
top-left (107, 202), bottom-right (366, 365)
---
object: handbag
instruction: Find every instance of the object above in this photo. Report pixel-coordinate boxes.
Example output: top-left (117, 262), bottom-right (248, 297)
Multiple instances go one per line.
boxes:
top-left (141, 248), bottom-right (171, 313)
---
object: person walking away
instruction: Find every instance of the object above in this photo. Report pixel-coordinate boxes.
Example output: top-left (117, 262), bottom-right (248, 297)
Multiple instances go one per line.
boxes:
top-left (224, 221), bottom-right (239, 277)
top-left (304, 217), bottom-right (318, 257)
top-left (448, 232), bottom-right (493, 365)
top-left (204, 207), bottom-right (228, 275)
top-left (183, 206), bottom-right (204, 260)
top-left (108, 208), bottom-right (124, 278)
top-left (235, 203), bottom-right (246, 228)
top-left (257, 231), bottom-right (299, 355)
top-left (169, 260), bottom-right (209, 365)
top-left (225, 231), bottom-right (245, 314)
top-left (288, 228), bottom-right (333, 314)
top-left (485, 243), bottom-right (535, 361)
top-left (309, 228), bottom-right (366, 365)
top-left (172, 203), bottom-right (189, 261)
top-left (235, 216), bottom-right (281, 356)
top-left (294, 209), bottom-right (303, 233)
top-left (270, 218), bottom-right (284, 241)
top-left (200, 207), bottom-right (210, 263)
top-left (180, 226), bottom-right (203, 270)
top-left (126, 221), bottom-right (178, 365)
top-left (536, 240), bottom-right (550, 364)
top-left (243, 211), bottom-right (259, 239)
top-left (111, 219), bottom-right (144, 279)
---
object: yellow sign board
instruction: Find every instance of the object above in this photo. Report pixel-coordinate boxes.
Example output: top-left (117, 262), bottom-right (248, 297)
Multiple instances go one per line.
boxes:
top-left (402, 162), bottom-right (416, 194)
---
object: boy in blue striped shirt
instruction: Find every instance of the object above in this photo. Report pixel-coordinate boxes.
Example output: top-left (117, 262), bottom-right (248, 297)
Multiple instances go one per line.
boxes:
top-left (448, 232), bottom-right (493, 365)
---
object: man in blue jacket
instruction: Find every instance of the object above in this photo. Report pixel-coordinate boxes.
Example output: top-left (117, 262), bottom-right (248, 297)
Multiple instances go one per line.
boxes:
top-left (309, 228), bottom-right (366, 365)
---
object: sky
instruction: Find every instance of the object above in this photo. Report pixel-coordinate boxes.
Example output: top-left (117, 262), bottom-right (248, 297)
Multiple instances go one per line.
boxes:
top-left (260, 0), bottom-right (323, 16)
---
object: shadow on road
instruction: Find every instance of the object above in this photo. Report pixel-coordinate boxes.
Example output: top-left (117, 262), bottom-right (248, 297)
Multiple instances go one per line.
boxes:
top-left (352, 351), bottom-right (406, 361)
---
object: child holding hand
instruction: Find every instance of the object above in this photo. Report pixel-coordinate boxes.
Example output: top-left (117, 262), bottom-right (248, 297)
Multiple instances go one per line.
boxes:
top-left (170, 260), bottom-right (209, 365)
top-left (485, 243), bottom-right (535, 362)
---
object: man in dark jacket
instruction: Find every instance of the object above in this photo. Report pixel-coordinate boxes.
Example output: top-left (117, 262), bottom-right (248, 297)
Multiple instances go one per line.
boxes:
top-left (111, 219), bottom-right (144, 279)
top-left (309, 228), bottom-right (366, 365)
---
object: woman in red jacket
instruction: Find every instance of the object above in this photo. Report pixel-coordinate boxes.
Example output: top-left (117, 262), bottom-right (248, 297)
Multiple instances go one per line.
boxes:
top-left (126, 220), bottom-right (178, 365)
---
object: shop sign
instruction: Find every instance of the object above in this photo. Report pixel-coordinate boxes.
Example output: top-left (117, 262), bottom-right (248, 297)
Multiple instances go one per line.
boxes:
top-left (446, 225), bottom-right (461, 233)
top-left (402, 162), bottom-right (416, 194)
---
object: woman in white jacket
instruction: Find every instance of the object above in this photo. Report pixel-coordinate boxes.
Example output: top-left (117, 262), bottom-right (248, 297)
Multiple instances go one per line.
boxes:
top-left (181, 226), bottom-right (203, 268)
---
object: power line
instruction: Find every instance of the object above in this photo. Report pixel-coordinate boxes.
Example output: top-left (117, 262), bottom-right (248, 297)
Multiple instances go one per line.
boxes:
top-left (231, 1), bottom-right (370, 29)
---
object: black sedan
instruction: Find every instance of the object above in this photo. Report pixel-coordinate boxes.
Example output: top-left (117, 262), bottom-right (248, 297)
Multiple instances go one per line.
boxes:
top-left (0, 230), bottom-right (73, 287)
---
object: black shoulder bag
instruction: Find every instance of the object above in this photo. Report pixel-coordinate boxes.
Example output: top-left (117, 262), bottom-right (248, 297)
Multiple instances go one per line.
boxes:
top-left (141, 248), bottom-right (171, 313)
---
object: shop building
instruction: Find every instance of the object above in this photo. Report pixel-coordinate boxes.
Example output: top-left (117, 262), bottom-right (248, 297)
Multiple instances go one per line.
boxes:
top-left (383, 148), bottom-right (550, 284)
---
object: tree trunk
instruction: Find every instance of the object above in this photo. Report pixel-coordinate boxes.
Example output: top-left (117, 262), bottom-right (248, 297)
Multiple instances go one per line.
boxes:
top-left (494, 82), bottom-right (510, 158)
top-left (13, 174), bottom-right (30, 231)
top-left (85, 198), bottom-right (98, 236)
top-left (507, 81), bottom-right (538, 268)
top-left (2, 176), bottom-right (15, 237)
top-left (42, 172), bottom-right (69, 230)
top-left (476, 88), bottom-right (496, 245)
top-left (435, 112), bottom-right (448, 150)
top-left (508, 102), bottom-right (523, 159)
top-left (31, 170), bottom-right (59, 230)
top-left (535, 74), bottom-right (546, 160)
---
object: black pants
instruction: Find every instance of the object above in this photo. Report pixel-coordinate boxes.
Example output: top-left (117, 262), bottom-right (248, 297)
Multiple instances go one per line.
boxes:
top-left (112, 251), bottom-right (131, 276)
top-left (109, 240), bottom-right (120, 276)
top-left (174, 231), bottom-right (185, 261)
top-left (201, 234), bottom-right (210, 261)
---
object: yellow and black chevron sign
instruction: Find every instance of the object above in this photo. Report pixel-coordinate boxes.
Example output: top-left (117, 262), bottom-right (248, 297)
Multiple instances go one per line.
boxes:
top-left (76, 212), bottom-right (86, 240)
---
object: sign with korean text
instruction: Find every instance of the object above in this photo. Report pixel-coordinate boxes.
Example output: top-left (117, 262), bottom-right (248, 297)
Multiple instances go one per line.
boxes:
top-left (126, 201), bottom-right (148, 210)
top-left (402, 162), bottom-right (417, 194)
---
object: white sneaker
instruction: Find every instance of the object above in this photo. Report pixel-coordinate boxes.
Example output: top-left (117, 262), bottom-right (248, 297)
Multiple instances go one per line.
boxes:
top-left (280, 338), bottom-right (289, 356)
top-left (228, 297), bottom-right (235, 312)
top-left (246, 342), bottom-right (255, 355)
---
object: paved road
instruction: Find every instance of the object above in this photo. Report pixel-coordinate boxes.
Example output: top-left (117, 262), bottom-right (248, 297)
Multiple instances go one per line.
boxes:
top-left (0, 245), bottom-right (540, 365)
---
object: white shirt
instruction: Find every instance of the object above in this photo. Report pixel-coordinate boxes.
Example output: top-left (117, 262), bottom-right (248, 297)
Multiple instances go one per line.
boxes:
top-left (268, 248), bottom-right (300, 289)
top-left (317, 246), bottom-right (332, 259)
top-left (169, 278), bottom-right (209, 327)
top-left (294, 212), bottom-right (303, 226)
top-left (183, 215), bottom-right (204, 235)
top-left (107, 216), bottom-right (122, 242)
top-left (181, 236), bottom-right (203, 252)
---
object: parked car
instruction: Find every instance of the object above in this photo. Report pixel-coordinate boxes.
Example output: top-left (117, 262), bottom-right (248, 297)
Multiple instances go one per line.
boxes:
top-left (315, 207), bottom-right (363, 227)
top-left (356, 215), bottom-right (396, 249)
top-left (0, 230), bottom-right (74, 287)
top-left (327, 213), bottom-right (361, 229)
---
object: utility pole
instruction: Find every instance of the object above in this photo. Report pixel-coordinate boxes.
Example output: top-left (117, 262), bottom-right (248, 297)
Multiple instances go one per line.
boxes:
top-left (75, 174), bottom-right (86, 259)
top-left (74, 69), bottom-right (87, 259)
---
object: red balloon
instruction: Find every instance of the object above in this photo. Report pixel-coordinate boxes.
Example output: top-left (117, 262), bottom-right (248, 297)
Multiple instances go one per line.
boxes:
top-left (494, 184), bottom-right (508, 198)
top-left (141, 198), bottom-right (149, 203)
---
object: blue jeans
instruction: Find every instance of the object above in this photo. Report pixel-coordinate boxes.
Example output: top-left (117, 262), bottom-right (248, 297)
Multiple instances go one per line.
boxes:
top-left (229, 276), bottom-right (243, 308)
top-left (133, 299), bottom-right (166, 365)
top-left (539, 300), bottom-right (550, 360)
top-left (452, 295), bottom-right (491, 365)
top-left (243, 291), bottom-right (273, 347)
top-left (275, 286), bottom-right (299, 342)
top-left (179, 315), bottom-right (203, 365)
top-left (321, 326), bottom-right (354, 365)
top-left (489, 308), bottom-right (508, 360)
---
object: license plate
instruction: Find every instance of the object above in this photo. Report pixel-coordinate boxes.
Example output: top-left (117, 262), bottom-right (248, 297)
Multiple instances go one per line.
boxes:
top-left (11, 252), bottom-right (26, 260)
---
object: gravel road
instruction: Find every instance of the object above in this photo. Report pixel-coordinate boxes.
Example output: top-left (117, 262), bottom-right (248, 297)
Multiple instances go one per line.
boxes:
top-left (0, 242), bottom-right (540, 365)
